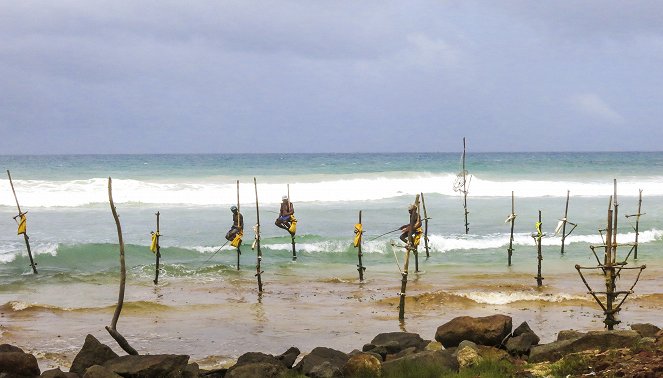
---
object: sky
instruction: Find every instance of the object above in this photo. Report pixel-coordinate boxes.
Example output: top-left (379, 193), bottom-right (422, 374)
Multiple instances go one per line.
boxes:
top-left (1, 1), bottom-right (663, 154)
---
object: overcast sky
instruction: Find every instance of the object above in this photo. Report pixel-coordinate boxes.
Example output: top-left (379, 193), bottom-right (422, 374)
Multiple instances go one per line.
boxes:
top-left (1, 1), bottom-right (662, 154)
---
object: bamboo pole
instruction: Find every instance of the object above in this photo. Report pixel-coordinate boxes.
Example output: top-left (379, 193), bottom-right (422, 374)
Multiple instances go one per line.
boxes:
top-left (420, 193), bottom-right (430, 258)
top-left (106, 177), bottom-right (138, 355)
top-left (236, 180), bottom-right (241, 270)
top-left (153, 211), bottom-right (161, 285)
top-left (507, 191), bottom-right (515, 266)
top-left (6, 170), bottom-right (37, 274)
top-left (288, 184), bottom-right (296, 261)
top-left (462, 138), bottom-right (469, 234)
top-left (634, 189), bottom-right (643, 259)
top-left (560, 190), bottom-right (570, 255)
top-left (414, 200), bottom-right (421, 273)
top-left (399, 194), bottom-right (420, 321)
top-left (254, 178), bottom-right (263, 293)
top-left (605, 205), bottom-right (615, 329)
top-left (535, 210), bottom-right (544, 287)
top-left (356, 211), bottom-right (365, 281)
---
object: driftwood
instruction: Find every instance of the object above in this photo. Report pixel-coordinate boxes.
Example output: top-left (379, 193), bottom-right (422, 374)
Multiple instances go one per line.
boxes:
top-left (106, 177), bottom-right (138, 355)
top-left (576, 180), bottom-right (646, 330)
top-left (6, 170), bottom-right (37, 274)
top-left (254, 178), bottom-right (264, 293)
top-left (420, 193), bottom-right (430, 258)
top-left (506, 191), bottom-right (516, 266)
top-left (398, 194), bottom-right (420, 321)
top-left (153, 211), bottom-right (161, 285)
top-left (355, 211), bottom-right (365, 281)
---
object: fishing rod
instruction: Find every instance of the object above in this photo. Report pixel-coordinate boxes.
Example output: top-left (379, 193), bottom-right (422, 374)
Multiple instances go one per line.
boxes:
top-left (367, 227), bottom-right (402, 242)
top-left (204, 240), bottom-right (230, 263)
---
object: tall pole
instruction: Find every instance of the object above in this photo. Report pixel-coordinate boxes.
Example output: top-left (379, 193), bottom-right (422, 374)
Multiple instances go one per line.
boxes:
top-left (254, 178), bottom-right (263, 293)
top-left (399, 194), bottom-right (420, 321)
top-left (356, 211), bottom-right (365, 281)
top-left (535, 210), bottom-right (544, 287)
top-left (634, 189), bottom-right (643, 259)
top-left (605, 203), bottom-right (615, 330)
top-left (507, 191), bottom-right (515, 266)
top-left (420, 193), bottom-right (430, 258)
top-left (236, 180), bottom-right (241, 270)
top-left (288, 184), bottom-right (296, 261)
top-left (6, 170), bottom-right (37, 274)
top-left (462, 138), bottom-right (469, 234)
top-left (153, 211), bottom-right (161, 285)
top-left (560, 190), bottom-right (570, 255)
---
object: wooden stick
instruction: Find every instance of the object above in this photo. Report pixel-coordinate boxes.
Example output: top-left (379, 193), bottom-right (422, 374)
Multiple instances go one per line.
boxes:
top-left (420, 193), bottom-right (430, 258)
top-left (6, 170), bottom-right (37, 274)
top-left (634, 189), bottom-right (643, 259)
top-left (357, 211), bottom-right (365, 282)
top-left (535, 210), bottom-right (544, 287)
top-left (153, 211), bottom-right (161, 285)
top-left (605, 205), bottom-right (616, 329)
top-left (462, 138), bottom-right (469, 234)
top-left (236, 180), bottom-right (241, 271)
top-left (560, 190), bottom-right (570, 254)
top-left (399, 194), bottom-right (420, 321)
top-left (507, 191), bottom-right (515, 266)
top-left (414, 200), bottom-right (420, 273)
top-left (106, 177), bottom-right (138, 355)
top-left (254, 178), bottom-right (263, 293)
top-left (288, 184), bottom-right (297, 261)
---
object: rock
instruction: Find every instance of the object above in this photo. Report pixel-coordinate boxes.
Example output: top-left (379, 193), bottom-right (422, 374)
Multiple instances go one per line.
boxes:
top-left (385, 346), bottom-right (417, 361)
top-left (225, 362), bottom-right (286, 378)
top-left (295, 347), bottom-right (348, 377)
top-left (307, 361), bottom-right (342, 378)
top-left (456, 340), bottom-right (478, 353)
top-left (182, 362), bottom-right (199, 378)
top-left (342, 353), bottom-right (382, 377)
top-left (506, 331), bottom-right (540, 357)
top-left (40, 367), bottom-right (79, 377)
top-left (382, 350), bottom-right (458, 375)
top-left (198, 368), bottom-right (227, 378)
top-left (83, 365), bottom-right (122, 378)
top-left (70, 334), bottom-right (119, 376)
top-left (234, 352), bottom-right (282, 367)
top-left (530, 330), bottom-right (641, 363)
top-left (103, 354), bottom-right (190, 378)
top-left (631, 323), bottom-right (660, 338)
top-left (435, 315), bottom-right (512, 348)
top-left (513, 322), bottom-right (535, 337)
top-left (276, 346), bottom-right (300, 369)
top-left (370, 332), bottom-right (429, 353)
top-left (0, 344), bottom-right (25, 354)
top-left (456, 346), bottom-right (482, 368)
top-left (424, 341), bottom-right (443, 351)
top-left (557, 329), bottom-right (585, 341)
top-left (0, 351), bottom-right (40, 377)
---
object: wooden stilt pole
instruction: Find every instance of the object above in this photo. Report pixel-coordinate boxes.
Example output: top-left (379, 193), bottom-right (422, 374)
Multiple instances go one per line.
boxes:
top-left (236, 180), bottom-right (241, 270)
top-left (420, 193), bottom-right (430, 258)
top-left (356, 211), bottom-right (365, 281)
top-left (106, 177), bottom-right (138, 355)
top-left (6, 170), bottom-right (37, 274)
top-left (153, 211), bottom-right (161, 285)
top-left (254, 178), bottom-right (263, 293)
top-left (399, 194), bottom-right (420, 321)
top-left (535, 210), bottom-right (544, 287)
top-left (633, 189), bottom-right (643, 259)
top-left (414, 200), bottom-right (421, 273)
top-left (288, 184), bottom-right (296, 261)
top-left (507, 191), bottom-right (515, 266)
top-left (462, 138), bottom-right (469, 234)
top-left (560, 190), bottom-right (570, 254)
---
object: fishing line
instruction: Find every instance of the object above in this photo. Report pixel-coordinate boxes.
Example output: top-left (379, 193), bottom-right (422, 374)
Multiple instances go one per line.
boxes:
top-left (203, 240), bottom-right (230, 263)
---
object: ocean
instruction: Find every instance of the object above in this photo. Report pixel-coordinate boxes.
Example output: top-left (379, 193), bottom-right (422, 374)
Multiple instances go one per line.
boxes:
top-left (0, 152), bottom-right (661, 369)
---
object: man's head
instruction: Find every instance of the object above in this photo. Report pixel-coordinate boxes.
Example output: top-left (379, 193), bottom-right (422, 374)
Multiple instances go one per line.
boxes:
top-left (282, 195), bottom-right (288, 202)
top-left (230, 205), bottom-right (238, 213)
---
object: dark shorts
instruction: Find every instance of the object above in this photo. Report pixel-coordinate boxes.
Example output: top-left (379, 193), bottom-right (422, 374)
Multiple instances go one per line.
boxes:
top-left (278, 215), bottom-right (291, 222)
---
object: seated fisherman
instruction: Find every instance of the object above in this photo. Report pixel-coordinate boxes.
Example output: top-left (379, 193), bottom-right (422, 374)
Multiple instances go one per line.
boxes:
top-left (275, 195), bottom-right (295, 233)
top-left (225, 205), bottom-right (244, 241)
top-left (399, 204), bottom-right (422, 244)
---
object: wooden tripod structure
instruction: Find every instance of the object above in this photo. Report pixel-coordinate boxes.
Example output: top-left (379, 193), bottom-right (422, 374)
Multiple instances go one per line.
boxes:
top-left (576, 180), bottom-right (646, 330)
top-left (6, 170), bottom-right (37, 274)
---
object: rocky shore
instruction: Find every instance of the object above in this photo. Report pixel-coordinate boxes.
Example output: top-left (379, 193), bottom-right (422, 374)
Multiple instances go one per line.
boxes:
top-left (2, 314), bottom-right (663, 377)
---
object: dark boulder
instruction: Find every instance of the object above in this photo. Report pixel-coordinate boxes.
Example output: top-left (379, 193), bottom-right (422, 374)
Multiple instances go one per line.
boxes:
top-left (370, 332), bottom-right (428, 353)
top-left (506, 332), bottom-right (540, 356)
top-left (0, 351), bottom-right (40, 377)
top-left (40, 367), bottom-right (79, 378)
top-left (103, 354), bottom-right (189, 378)
top-left (83, 365), bottom-right (122, 378)
top-left (0, 344), bottom-right (25, 354)
top-left (225, 362), bottom-right (285, 378)
top-left (383, 350), bottom-right (459, 375)
top-left (276, 347), bottom-right (300, 369)
top-left (631, 323), bottom-right (660, 338)
top-left (435, 315), bottom-right (512, 348)
top-left (70, 335), bottom-right (119, 376)
top-left (342, 353), bottom-right (382, 377)
top-left (182, 363), bottom-right (199, 378)
top-left (295, 347), bottom-right (348, 377)
top-left (557, 330), bottom-right (585, 341)
top-left (530, 330), bottom-right (641, 363)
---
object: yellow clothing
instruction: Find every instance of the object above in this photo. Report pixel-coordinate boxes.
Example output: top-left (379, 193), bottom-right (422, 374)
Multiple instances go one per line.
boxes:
top-left (17, 214), bottom-right (26, 235)
top-left (231, 230), bottom-right (243, 248)
top-left (353, 223), bottom-right (362, 247)
top-left (150, 232), bottom-right (160, 253)
top-left (413, 227), bottom-right (423, 247)
top-left (288, 216), bottom-right (297, 235)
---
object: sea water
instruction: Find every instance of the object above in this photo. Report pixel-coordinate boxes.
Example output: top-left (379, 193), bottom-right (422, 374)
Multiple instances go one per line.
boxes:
top-left (0, 152), bottom-right (661, 366)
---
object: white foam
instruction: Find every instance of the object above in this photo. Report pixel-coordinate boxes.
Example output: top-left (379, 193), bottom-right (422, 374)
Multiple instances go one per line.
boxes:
top-left (1, 174), bottom-right (661, 207)
top-left (456, 291), bottom-right (586, 305)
